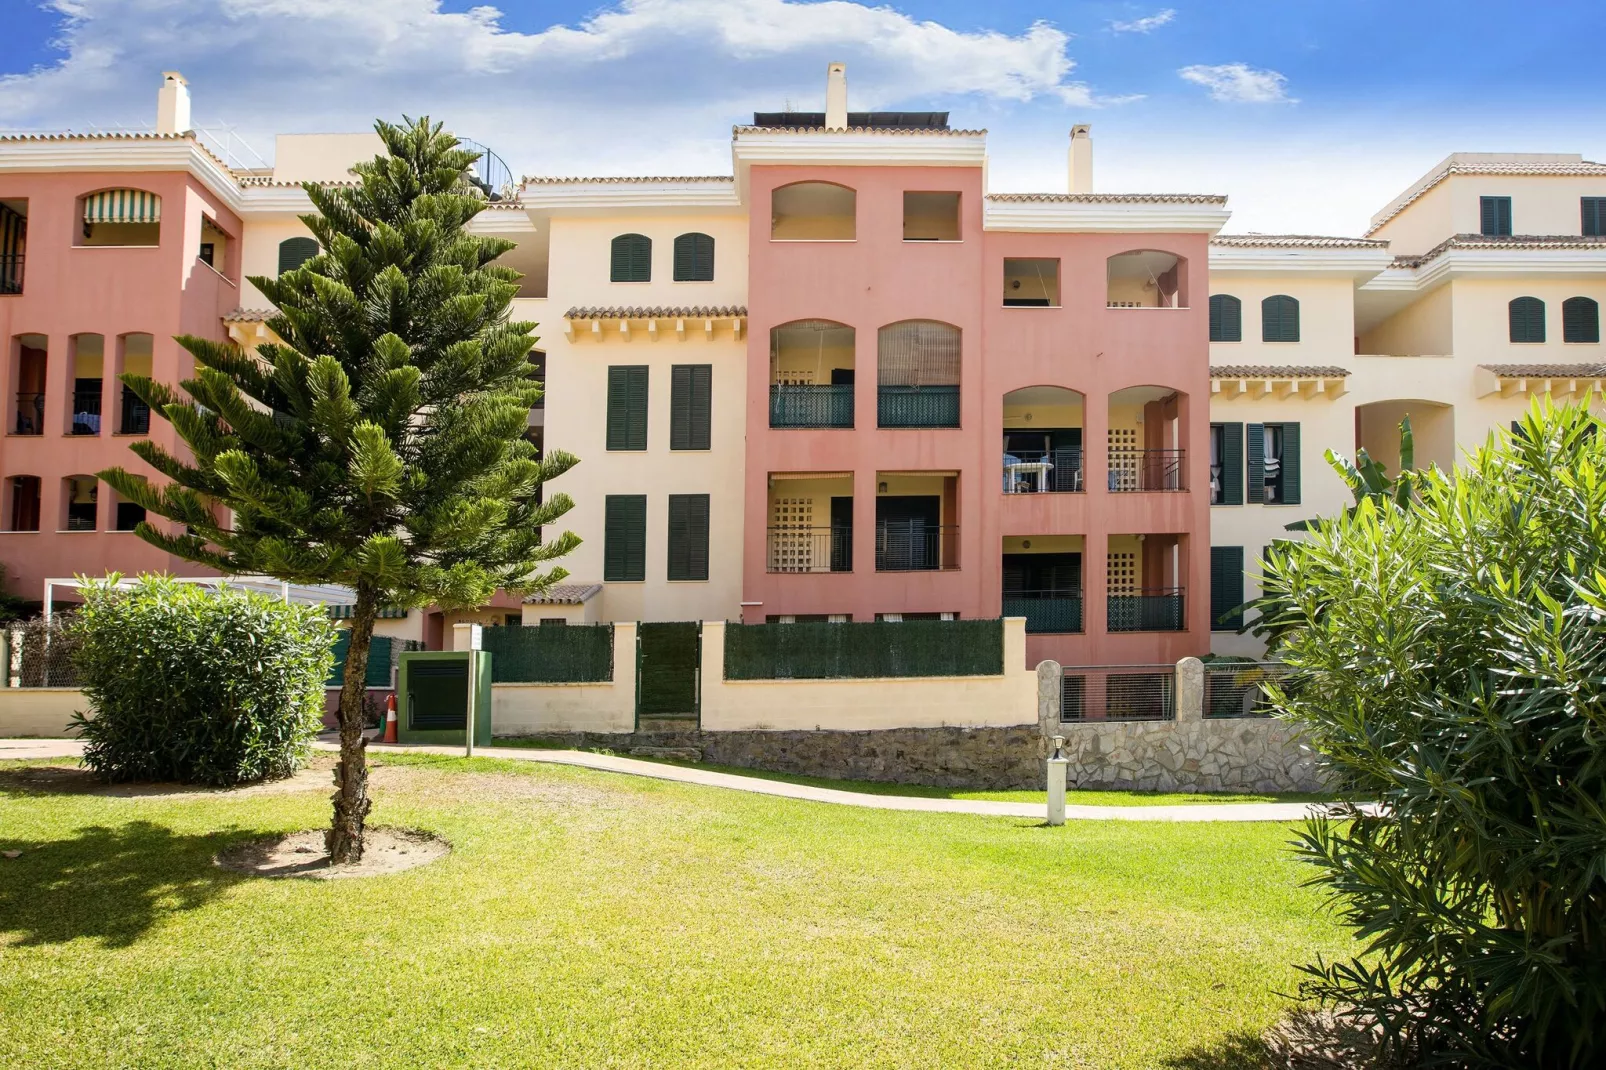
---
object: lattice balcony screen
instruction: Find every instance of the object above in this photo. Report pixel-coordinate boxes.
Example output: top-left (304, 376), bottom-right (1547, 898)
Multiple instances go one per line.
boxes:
top-left (877, 320), bottom-right (960, 387)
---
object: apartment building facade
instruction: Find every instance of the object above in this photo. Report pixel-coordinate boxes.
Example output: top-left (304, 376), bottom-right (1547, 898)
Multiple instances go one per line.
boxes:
top-left (3, 68), bottom-right (1604, 672)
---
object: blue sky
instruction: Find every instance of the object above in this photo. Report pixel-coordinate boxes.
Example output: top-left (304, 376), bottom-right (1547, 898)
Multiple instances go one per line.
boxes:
top-left (0, 0), bottom-right (1600, 233)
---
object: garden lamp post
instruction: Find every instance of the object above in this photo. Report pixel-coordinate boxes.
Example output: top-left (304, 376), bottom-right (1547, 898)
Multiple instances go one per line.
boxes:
top-left (1047, 734), bottom-right (1067, 826)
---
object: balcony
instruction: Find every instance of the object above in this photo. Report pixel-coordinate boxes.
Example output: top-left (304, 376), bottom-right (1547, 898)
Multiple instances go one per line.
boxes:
top-left (71, 384), bottom-right (103, 436)
top-left (0, 253), bottom-right (20, 295)
top-left (119, 385), bottom-right (151, 435)
top-left (1107, 588), bottom-right (1185, 632)
top-left (875, 521), bottom-right (957, 572)
top-left (1107, 448), bottom-right (1185, 492)
top-left (1002, 591), bottom-right (1083, 634)
top-left (13, 392), bottom-right (44, 436)
top-left (1003, 448), bottom-right (1083, 493)
top-left (770, 384), bottom-right (853, 429)
top-left (767, 526), bottom-right (853, 573)
top-left (877, 385), bottom-right (959, 428)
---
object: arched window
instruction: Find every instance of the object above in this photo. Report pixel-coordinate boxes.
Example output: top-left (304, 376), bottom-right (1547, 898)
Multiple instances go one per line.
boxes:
top-left (771, 182), bottom-right (856, 240)
top-left (1509, 297), bottom-right (1546, 344)
top-left (1562, 297), bottom-right (1600, 344)
top-left (1261, 295), bottom-right (1300, 343)
top-left (877, 320), bottom-right (960, 428)
top-left (610, 233), bottom-right (651, 282)
top-left (1106, 250), bottom-right (1185, 308)
top-left (278, 237), bottom-right (318, 275)
top-left (77, 188), bottom-right (161, 247)
top-left (1208, 295), bottom-right (1242, 342)
top-left (673, 233), bottom-right (714, 282)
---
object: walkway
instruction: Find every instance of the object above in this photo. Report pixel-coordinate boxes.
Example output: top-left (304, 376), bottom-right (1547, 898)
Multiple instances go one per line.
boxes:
top-left (3, 738), bottom-right (1342, 823)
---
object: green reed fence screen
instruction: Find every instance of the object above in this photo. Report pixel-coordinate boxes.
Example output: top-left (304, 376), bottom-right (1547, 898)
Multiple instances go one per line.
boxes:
top-left (482, 625), bottom-right (614, 683)
top-left (723, 618), bottom-right (1002, 680)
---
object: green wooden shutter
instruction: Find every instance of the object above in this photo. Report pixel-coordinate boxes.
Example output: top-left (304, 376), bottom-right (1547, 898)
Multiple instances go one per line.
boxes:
top-left (673, 233), bottom-right (715, 282)
top-left (1509, 297), bottom-right (1546, 343)
top-left (1280, 423), bottom-right (1301, 505)
top-left (1584, 198), bottom-right (1606, 237)
top-left (670, 364), bottom-right (712, 450)
top-left (1246, 423), bottom-right (1266, 504)
top-left (606, 366), bottom-right (648, 450)
top-left (1210, 546), bottom-right (1245, 631)
top-left (1261, 296), bottom-right (1299, 342)
top-left (1563, 297), bottom-right (1600, 344)
top-left (1481, 196), bottom-right (1512, 236)
top-left (277, 237), bottom-right (318, 274)
top-left (610, 234), bottom-right (651, 282)
top-left (604, 495), bottom-right (647, 581)
top-left (667, 494), bottom-right (710, 581)
top-left (1209, 295), bottom-right (1241, 342)
top-left (1220, 422), bottom-right (1244, 505)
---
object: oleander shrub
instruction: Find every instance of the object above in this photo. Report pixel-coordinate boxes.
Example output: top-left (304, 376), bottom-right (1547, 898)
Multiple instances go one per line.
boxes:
top-left (71, 575), bottom-right (334, 786)
top-left (1260, 400), bottom-right (1606, 1068)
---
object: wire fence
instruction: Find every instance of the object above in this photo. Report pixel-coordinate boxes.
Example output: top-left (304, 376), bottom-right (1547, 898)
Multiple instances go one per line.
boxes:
top-left (1061, 665), bottom-right (1177, 722)
top-left (1203, 660), bottom-right (1292, 718)
top-left (5, 618), bottom-right (85, 688)
top-left (481, 624), bottom-right (615, 683)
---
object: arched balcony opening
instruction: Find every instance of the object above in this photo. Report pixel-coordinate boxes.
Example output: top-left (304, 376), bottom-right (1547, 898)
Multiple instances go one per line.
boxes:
top-left (75, 188), bottom-right (161, 247)
top-left (1356, 399), bottom-right (1454, 475)
top-left (3, 474), bottom-right (41, 531)
top-left (1106, 250), bottom-right (1187, 309)
top-left (115, 334), bottom-right (154, 435)
top-left (769, 320), bottom-right (855, 429)
top-left (877, 320), bottom-right (960, 428)
top-left (771, 182), bottom-right (856, 241)
top-left (62, 474), bottom-right (98, 532)
top-left (68, 334), bottom-right (105, 436)
top-left (1107, 385), bottom-right (1186, 492)
top-left (11, 333), bottom-right (47, 436)
top-left (1002, 386), bottom-right (1084, 493)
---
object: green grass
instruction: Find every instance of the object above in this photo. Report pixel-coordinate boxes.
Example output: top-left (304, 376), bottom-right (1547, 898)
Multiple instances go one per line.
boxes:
top-left (0, 752), bottom-right (1349, 1069)
top-left (489, 737), bottom-right (1335, 806)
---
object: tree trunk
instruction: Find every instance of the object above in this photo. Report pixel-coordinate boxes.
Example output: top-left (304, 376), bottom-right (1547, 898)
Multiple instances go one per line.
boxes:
top-left (326, 585), bottom-right (378, 863)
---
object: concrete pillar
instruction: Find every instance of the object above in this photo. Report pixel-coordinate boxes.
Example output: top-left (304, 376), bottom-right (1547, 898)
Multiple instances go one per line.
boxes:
top-left (1176, 656), bottom-right (1204, 723)
top-left (1036, 659), bottom-right (1062, 736)
top-left (450, 622), bottom-right (474, 652)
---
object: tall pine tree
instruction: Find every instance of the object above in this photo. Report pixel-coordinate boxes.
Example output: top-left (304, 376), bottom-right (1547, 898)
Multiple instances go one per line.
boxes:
top-left (101, 119), bottom-right (578, 861)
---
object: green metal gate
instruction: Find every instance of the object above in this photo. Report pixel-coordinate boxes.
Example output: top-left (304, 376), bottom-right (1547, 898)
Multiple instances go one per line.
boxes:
top-left (635, 621), bottom-right (701, 726)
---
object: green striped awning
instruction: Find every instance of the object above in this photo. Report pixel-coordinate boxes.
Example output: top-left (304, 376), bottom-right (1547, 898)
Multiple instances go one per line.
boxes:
top-left (83, 189), bottom-right (162, 224)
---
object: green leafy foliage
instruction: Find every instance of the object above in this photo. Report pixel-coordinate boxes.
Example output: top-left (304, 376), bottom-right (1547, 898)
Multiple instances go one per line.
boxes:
top-left (70, 575), bottom-right (333, 787)
top-left (1260, 399), bottom-right (1606, 1067)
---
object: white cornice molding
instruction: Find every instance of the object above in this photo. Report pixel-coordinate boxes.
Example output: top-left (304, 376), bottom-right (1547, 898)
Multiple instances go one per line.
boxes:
top-left (732, 131), bottom-right (987, 168)
top-left (0, 137), bottom-right (245, 213)
top-left (983, 199), bottom-right (1231, 235)
top-left (1208, 245), bottom-right (1392, 280)
top-left (1362, 247), bottom-right (1606, 294)
top-left (518, 180), bottom-right (741, 213)
top-left (468, 211), bottom-right (539, 235)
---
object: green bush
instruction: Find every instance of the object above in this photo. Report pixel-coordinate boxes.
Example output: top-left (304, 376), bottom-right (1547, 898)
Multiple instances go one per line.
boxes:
top-left (1260, 400), bottom-right (1606, 1067)
top-left (71, 575), bottom-right (333, 786)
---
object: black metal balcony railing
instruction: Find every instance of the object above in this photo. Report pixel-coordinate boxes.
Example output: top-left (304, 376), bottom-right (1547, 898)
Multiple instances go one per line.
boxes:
top-left (767, 526), bottom-right (853, 573)
top-left (71, 387), bottom-right (103, 435)
top-left (13, 392), bottom-right (44, 436)
top-left (1107, 448), bottom-right (1185, 492)
top-left (770, 384), bottom-right (853, 429)
top-left (65, 506), bottom-right (96, 532)
top-left (875, 521), bottom-right (957, 572)
top-left (1003, 447), bottom-right (1084, 493)
top-left (119, 386), bottom-right (151, 435)
top-left (877, 385), bottom-right (959, 428)
top-left (0, 253), bottom-right (21, 295)
top-left (1002, 591), bottom-right (1083, 634)
top-left (1107, 588), bottom-right (1186, 632)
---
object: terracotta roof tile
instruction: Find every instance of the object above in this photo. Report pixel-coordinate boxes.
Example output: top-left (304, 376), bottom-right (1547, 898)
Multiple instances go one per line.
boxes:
top-left (565, 305), bottom-right (746, 319)
top-left (522, 583), bottom-right (603, 605)
top-left (1211, 234), bottom-right (1386, 249)
top-left (1368, 158), bottom-right (1606, 234)
top-left (222, 308), bottom-right (274, 323)
top-left (1480, 363), bottom-right (1606, 378)
top-left (1210, 365), bottom-right (1350, 378)
top-left (1393, 233), bottom-right (1606, 268)
top-left (520, 175), bottom-right (733, 186)
top-left (987, 192), bottom-right (1226, 205)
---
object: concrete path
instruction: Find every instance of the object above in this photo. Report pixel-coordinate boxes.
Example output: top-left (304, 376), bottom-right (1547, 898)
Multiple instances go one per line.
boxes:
top-left (2, 738), bottom-right (1343, 822)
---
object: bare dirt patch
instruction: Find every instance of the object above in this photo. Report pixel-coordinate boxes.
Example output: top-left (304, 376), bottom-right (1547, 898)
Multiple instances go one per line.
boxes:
top-left (1263, 1008), bottom-right (1388, 1069)
top-left (215, 826), bottom-right (449, 880)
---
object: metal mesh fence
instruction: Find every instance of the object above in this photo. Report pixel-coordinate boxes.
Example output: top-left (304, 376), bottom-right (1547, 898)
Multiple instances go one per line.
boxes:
top-left (1061, 665), bottom-right (1176, 722)
top-left (724, 618), bottom-right (1002, 680)
top-left (5, 618), bottom-right (85, 688)
top-left (481, 624), bottom-right (614, 683)
top-left (1203, 660), bottom-right (1291, 718)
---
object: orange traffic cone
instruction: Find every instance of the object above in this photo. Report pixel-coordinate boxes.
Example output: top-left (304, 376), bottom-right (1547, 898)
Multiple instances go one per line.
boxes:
top-left (383, 693), bottom-right (398, 744)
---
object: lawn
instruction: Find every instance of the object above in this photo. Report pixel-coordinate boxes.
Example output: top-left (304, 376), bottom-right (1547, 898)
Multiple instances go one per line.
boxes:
top-left (0, 752), bottom-right (1350, 1069)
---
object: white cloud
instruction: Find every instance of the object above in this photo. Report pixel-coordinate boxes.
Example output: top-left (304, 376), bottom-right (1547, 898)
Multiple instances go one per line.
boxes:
top-left (1109, 9), bottom-right (1175, 34)
top-left (1177, 63), bottom-right (1295, 104)
top-left (0, 0), bottom-right (1110, 174)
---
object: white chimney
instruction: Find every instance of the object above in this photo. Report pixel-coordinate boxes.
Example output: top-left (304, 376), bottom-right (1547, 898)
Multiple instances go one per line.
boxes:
top-left (825, 62), bottom-right (848, 130)
top-left (1068, 124), bottom-right (1093, 194)
top-left (156, 71), bottom-right (191, 135)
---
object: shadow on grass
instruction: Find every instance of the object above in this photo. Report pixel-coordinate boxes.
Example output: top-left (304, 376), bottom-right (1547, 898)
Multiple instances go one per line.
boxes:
top-left (0, 821), bottom-right (245, 948)
top-left (1161, 1033), bottom-right (1274, 1070)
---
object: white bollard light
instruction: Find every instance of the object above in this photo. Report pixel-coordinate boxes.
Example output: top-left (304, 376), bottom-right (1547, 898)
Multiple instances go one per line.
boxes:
top-left (1046, 733), bottom-right (1068, 826)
